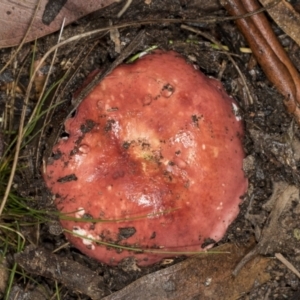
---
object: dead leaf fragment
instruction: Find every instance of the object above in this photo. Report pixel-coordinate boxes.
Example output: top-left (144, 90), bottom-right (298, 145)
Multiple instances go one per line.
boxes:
top-left (0, 0), bottom-right (118, 48)
top-left (259, 0), bottom-right (300, 47)
top-left (103, 242), bottom-right (272, 300)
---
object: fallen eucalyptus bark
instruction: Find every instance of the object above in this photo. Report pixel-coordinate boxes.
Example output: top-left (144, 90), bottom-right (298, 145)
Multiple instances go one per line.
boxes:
top-left (259, 0), bottom-right (300, 47)
top-left (14, 246), bottom-right (107, 299)
top-left (222, 0), bottom-right (300, 124)
top-left (102, 242), bottom-right (271, 300)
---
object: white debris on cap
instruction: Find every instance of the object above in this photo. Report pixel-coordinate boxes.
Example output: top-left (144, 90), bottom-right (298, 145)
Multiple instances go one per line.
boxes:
top-left (73, 227), bottom-right (96, 250)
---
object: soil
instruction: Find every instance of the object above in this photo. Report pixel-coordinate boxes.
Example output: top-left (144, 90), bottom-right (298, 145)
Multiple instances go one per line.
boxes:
top-left (1, 0), bottom-right (300, 299)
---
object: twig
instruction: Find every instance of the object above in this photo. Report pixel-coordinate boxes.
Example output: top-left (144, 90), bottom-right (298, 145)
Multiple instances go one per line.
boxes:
top-left (275, 253), bottom-right (300, 279)
top-left (0, 19), bottom-right (66, 216)
top-left (117, 0), bottom-right (133, 18)
top-left (28, 19), bottom-right (67, 170)
top-left (222, 0), bottom-right (300, 123)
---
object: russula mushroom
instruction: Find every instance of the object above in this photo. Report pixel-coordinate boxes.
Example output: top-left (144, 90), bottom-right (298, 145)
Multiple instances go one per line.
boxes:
top-left (43, 50), bottom-right (248, 266)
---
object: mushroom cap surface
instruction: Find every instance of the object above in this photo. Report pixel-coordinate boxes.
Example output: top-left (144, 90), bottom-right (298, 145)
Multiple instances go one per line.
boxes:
top-left (43, 50), bottom-right (248, 266)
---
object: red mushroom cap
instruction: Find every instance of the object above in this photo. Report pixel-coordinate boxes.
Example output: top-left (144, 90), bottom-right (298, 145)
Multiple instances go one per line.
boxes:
top-left (43, 50), bottom-right (248, 266)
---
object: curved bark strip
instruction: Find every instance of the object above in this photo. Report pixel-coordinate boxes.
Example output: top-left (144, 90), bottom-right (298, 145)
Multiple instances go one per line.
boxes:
top-left (222, 0), bottom-right (300, 124)
top-left (259, 0), bottom-right (300, 47)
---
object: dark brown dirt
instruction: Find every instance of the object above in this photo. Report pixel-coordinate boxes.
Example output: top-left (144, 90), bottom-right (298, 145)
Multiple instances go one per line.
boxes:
top-left (2, 0), bottom-right (300, 299)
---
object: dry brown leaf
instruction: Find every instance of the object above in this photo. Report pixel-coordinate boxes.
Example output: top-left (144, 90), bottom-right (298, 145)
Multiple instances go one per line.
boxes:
top-left (103, 242), bottom-right (272, 300)
top-left (259, 0), bottom-right (300, 47)
top-left (0, 0), bottom-right (118, 48)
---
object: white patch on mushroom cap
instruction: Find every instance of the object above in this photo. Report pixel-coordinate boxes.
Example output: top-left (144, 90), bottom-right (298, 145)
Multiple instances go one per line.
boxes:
top-left (216, 202), bottom-right (223, 210)
top-left (73, 227), bottom-right (96, 250)
top-left (172, 131), bottom-right (195, 148)
top-left (111, 120), bottom-right (121, 137)
top-left (231, 103), bottom-right (242, 121)
top-left (75, 208), bottom-right (85, 219)
top-left (126, 191), bottom-right (163, 215)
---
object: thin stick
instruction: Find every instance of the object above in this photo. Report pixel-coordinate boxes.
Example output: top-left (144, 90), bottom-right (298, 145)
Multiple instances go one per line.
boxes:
top-left (117, 0), bottom-right (133, 18)
top-left (222, 0), bottom-right (300, 123)
top-left (0, 20), bottom-right (66, 216)
top-left (275, 253), bottom-right (300, 279)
